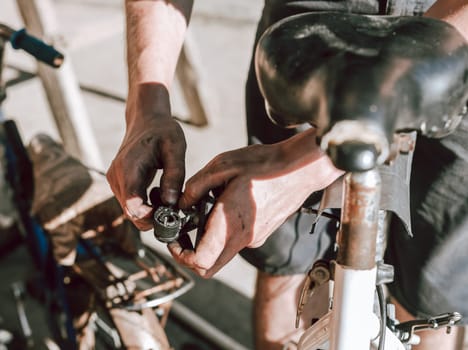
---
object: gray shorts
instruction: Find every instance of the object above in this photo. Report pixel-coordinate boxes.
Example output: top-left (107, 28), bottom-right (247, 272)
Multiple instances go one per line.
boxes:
top-left (240, 0), bottom-right (468, 321)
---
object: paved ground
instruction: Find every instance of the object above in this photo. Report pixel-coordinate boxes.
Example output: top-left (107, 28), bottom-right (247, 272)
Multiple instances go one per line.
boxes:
top-left (1, 1), bottom-right (467, 349)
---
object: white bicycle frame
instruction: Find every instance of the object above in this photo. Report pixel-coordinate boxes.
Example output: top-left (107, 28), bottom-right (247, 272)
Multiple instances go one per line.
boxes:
top-left (295, 158), bottom-right (460, 350)
top-left (297, 169), bottom-right (411, 350)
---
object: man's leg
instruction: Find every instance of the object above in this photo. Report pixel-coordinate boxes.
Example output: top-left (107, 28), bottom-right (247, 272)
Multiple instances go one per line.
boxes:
top-left (254, 272), bottom-right (464, 350)
top-left (253, 271), bottom-right (329, 350)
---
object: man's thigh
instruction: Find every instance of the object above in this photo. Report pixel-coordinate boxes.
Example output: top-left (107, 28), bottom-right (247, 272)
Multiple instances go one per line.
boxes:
top-left (240, 210), bottom-right (338, 275)
top-left (387, 117), bottom-right (468, 322)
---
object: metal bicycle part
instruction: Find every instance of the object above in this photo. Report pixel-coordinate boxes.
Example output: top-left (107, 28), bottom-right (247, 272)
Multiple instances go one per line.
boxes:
top-left (395, 312), bottom-right (463, 343)
top-left (11, 281), bottom-right (34, 348)
top-left (296, 167), bottom-right (463, 350)
top-left (0, 19), bottom-right (176, 350)
top-left (296, 260), bottom-right (332, 328)
top-left (153, 206), bottom-right (187, 243)
top-left (152, 187), bottom-right (215, 245)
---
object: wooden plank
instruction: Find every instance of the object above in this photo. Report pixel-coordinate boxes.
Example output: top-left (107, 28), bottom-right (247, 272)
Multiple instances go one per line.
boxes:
top-left (175, 31), bottom-right (212, 127)
top-left (15, 0), bottom-right (103, 169)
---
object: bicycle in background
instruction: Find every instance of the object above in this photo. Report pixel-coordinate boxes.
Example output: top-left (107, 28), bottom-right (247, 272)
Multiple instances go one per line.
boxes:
top-left (0, 23), bottom-right (193, 350)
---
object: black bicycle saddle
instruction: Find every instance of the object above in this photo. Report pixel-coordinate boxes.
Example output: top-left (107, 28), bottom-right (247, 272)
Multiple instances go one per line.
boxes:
top-left (255, 12), bottom-right (468, 170)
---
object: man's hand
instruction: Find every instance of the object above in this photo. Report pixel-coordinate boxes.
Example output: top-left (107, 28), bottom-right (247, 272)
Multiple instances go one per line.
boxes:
top-left (425, 0), bottom-right (468, 40)
top-left (107, 83), bottom-right (186, 231)
top-left (108, 0), bottom-right (193, 230)
top-left (169, 128), bottom-right (343, 277)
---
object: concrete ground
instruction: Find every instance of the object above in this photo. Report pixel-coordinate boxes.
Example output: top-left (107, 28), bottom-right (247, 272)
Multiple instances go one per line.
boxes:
top-left (1, 0), bottom-right (467, 349)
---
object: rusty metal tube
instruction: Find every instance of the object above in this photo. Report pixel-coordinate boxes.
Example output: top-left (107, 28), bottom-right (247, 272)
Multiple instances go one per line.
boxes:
top-left (336, 169), bottom-right (381, 269)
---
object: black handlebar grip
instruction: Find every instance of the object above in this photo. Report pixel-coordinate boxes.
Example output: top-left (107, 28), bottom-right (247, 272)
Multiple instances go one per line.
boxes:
top-left (9, 29), bottom-right (64, 68)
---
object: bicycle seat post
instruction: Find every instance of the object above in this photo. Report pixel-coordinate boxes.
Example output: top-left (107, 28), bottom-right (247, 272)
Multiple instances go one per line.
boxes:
top-left (329, 168), bottom-right (381, 350)
top-left (336, 170), bottom-right (380, 270)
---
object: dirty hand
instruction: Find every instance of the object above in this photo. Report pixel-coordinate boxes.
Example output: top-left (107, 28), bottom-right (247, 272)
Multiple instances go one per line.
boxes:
top-left (107, 83), bottom-right (186, 231)
top-left (169, 128), bottom-right (343, 277)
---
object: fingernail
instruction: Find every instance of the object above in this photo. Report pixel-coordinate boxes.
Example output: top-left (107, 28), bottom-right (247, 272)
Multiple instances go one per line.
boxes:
top-left (125, 198), bottom-right (152, 219)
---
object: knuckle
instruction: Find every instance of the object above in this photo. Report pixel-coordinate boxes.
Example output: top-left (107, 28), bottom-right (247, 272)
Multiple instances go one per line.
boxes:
top-left (106, 165), bottom-right (118, 186)
top-left (208, 153), bottom-right (230, 171)
top-left (189, 256), bottom-right (213, 273)
top-left (182, 185), bottom-right (198, 202)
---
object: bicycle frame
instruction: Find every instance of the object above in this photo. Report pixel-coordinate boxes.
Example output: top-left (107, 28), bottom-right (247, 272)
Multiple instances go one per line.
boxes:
top-left (254, 10), bottom-right (467, 350)
top-left (0, 25), bottom-right (194, 349)
top-left (297, 169), bottom-right (407, 350)
top-left (296, 140), bottom-right (461, 350)
top-left (329, 170), bottom-right (382, 350)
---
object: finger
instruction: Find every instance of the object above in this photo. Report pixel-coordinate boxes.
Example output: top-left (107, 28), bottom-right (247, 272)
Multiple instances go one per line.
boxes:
top-left (108, 142), bottom-right (157, 208)
top-left (106, 162), bottom-right (123, 204)
top-left (109, 179), bottom-right (154, 231)
top-left (168, 203), bottom-right (241, 278)
top-left (168, 242), bottom-right (208, 275)
top-left (110, 154), bottom-right (156, 228)
top-left (179, 166), bottom-right (235, 209)
top-left (167, 209), bottom-right (225, 277)
top-left (108, 179), bottom-right (153, 231)
top-left (159, 136), bottom-right (186, 206)
top-left (107, 161), bottom-right (146, 229)
top-left (193, 204), bottom-right (246, 277)
top-left (124, 196), bottom-right (154, 231)
top-left (130, 216), bottom-right (154, 231)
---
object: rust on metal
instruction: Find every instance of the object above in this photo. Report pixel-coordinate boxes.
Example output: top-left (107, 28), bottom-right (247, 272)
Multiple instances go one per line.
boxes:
top-left (336, 170), bottom-right (381, 269)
